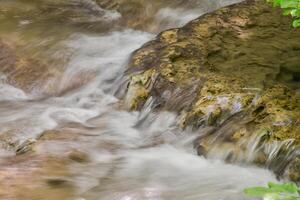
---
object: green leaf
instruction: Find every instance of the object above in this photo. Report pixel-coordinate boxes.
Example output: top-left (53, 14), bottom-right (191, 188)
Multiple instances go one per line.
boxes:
top-left (290, 8), bottom-right (300, 17)
top-left (266, 0), bottom-right (300, 28)
top-left (282, 197), bottom-right (298, 200)
top-left (280, 0), bottom-right (299, 8)
top-left (263, 193), bottom-right (279, 200)
top-left (271, 0), bottom-right (284, 6)
top-left (268, 182), bottom-right (298, 193)
top-left (283, 8), bottom-right (295, 15)
top-left (244, 187), bottom-right (273, 197)
top-left (292, 19), bottom-right (300, 27)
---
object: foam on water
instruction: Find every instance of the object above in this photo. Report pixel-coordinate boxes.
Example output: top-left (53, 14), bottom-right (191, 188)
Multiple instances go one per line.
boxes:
top-left (61, 30), bottom-right (153, 92)
top-left (0, 29), bottom-right (153, 144)
top-left (155, 8), bottom-right (202, 28)
top-left (70, 110), bottom-right (277, 200)
top-left (71, 0), bottom-right (121, 19)
top-left (0, 83), bottom-right (28, 101)
top-left (0, 75), bottom-right (29, 101)
top-left (154, 0), bottom-right (244, 29)
top-left (105, 146), bottom-right (276, 200)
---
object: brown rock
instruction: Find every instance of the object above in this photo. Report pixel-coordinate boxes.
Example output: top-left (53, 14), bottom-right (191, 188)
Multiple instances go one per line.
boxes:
top-left (123, 0), bottom-right (300, 180)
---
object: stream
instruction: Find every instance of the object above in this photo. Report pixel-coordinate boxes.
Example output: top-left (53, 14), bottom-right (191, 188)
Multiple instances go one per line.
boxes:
top-left (0, 0), bottom-right (278, 199)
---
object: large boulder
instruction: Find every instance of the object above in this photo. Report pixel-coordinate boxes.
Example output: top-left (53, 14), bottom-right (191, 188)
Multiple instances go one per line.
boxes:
top-left (123, 0), bottom-right (300, 181)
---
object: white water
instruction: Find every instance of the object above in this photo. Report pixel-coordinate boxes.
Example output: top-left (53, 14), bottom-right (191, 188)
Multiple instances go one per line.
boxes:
top-left (0, 0), bottom-right (279, 199)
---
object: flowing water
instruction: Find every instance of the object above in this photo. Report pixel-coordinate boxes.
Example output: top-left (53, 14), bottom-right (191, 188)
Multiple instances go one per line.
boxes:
top-left (0, 0), bottom-right (280, 199)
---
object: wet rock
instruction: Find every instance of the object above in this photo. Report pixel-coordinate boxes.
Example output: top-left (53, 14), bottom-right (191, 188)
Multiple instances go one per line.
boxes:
top-left (207, 106), bottom-right (222, 126)
top-left (0, 39), bottom-right (61, 92)
top-left (124, 69), bottom-right (157, 110)
top-left (123, 0), bottom-right (300, 179)
top-left (196, 143), bottom-right (208, 157)
top-left (38, 129), bottom-right (81, 141)
top-left (286, 155), bottom-right (300, 182)
top-left (0, 132), bottom-right (24, 158)
top-left (0, 131), bottom-right (18, 150)
top-left (15, 139), bottom-right (36, 155)
top-left (68, 150), bottom-right (90, 163)
top-left (0, 155), bottom-right (75, 200)
top-left (46, 178), bottom-right (69, 187)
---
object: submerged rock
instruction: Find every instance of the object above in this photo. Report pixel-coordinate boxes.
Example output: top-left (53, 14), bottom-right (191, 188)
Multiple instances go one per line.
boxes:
top-left (123, 0), bottom-right (300, 180)
top-left (0, 39), bottom-right (61, 93)
top-left (0, 155), bottom-right (75, 200)
top-left (15, 139), bottom-right (36, 155)
top-left (68, 149), bottom-right (90, 163)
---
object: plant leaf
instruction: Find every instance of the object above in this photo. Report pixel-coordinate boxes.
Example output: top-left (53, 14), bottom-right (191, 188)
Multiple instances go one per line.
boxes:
top-left (263, 193), bottom-right (279, 200)
top-left (280, 0), bottom-right (299, 8)
top-left (268, 182), bottom-right (298, 193)
top-left (244, 187), bottom-right (273, 196)
top-left (292, 19), bottom-right (300, 27)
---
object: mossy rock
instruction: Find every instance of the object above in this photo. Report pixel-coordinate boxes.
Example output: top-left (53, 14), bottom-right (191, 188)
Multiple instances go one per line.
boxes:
top-left (123, 0), bottom-right (300, 179)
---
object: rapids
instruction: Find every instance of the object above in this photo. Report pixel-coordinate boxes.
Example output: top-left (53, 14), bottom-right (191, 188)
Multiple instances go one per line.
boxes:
top-left (0, 0), bottom-right (280, 199)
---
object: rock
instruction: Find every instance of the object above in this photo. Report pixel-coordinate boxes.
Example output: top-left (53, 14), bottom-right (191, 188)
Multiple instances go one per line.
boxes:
top-left (46, 178), bottom-right (69, 187)
top-left (207, 106), bottom-right (222, 126)
top-left (15, 139), bottom-right (36, 155)
top-left (123, 0), bottom-right (300, 180)
top-left (0, 155), bottom-right (75, 200)
top-left (196, 144), bottom-right (208, 157)
top-left (286, 155), bottom-right (300, 182)
top-left (68, 150), bottom-right (90, 163)
top-left (0, 131), bottom-right (18, 150)
top-left (38, 129), bottom-right (81, 141)
top-left (124, 69), bottom-right (157, 110)
top-left (0, 39), bottom-right (61, 93)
